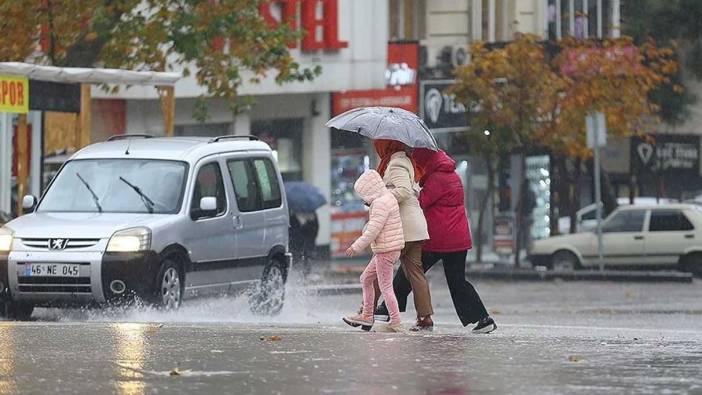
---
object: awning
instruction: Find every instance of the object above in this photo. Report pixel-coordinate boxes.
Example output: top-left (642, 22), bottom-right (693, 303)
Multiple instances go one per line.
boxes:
top-left (0, 62), bottom-right (181, 86)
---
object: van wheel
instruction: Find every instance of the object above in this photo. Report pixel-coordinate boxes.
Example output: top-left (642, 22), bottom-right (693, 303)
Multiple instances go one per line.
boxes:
top-left (249, 258), bottom-right (286, 316)
top-left (0, 302), bottom-right (34, 321)
top-left (679, 253), bottom-right (702, 277)
top-left (152, 259), bottom-right (184, 310)
top-left (551, 250), bottom-right (581, 271)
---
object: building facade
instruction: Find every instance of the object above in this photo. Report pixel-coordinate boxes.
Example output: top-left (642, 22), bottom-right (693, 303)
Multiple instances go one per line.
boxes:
top-left (86, 0), bottom-right (389, 252)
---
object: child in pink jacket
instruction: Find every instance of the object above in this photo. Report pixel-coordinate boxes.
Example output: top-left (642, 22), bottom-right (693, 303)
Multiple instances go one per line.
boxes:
top-left (343, 170), bottom-right (405, 332)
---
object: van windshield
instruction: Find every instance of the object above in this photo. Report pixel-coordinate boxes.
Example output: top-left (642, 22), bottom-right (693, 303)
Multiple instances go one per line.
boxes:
top-left (38, 159), bottom-right (188, 214)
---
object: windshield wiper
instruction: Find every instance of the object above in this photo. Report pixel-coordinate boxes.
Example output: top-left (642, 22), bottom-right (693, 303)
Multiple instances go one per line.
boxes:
top-left (119, 176), bottom-right (155, 214)
top-left (76, 172), bottom-right (103, 213)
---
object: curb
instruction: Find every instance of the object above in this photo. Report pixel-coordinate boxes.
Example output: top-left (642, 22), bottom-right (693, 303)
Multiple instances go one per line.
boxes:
top-left (463, 269), bottom-right (694, 283)
top-left (321, 269), bottom-right (695, 284)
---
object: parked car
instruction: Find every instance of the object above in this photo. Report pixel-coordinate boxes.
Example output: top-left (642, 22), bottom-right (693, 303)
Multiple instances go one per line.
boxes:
top-left (530, 204), bottom-right (702, 275)
top-left (557, 197), bottom-right (676, 234)
top-left (0, 135), bottom-right (291, 319)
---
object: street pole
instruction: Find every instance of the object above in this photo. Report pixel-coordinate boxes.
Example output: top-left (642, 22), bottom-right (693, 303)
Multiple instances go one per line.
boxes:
top-left (593, 116), bottom-right (604, 271)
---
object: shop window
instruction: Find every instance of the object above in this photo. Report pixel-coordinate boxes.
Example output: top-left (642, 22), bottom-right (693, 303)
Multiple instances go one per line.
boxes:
top-left (252, 118), bottom-right (303, 182)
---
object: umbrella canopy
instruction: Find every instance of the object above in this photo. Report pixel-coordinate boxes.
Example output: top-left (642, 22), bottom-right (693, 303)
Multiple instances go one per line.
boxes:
top-left (325, 107), bottom-right (438, 150)
top-left (284, 182), bottom-right (327, 213)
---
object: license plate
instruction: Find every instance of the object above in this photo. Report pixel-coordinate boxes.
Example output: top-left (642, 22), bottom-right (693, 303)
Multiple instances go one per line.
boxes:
top-left (25, 264), bottom-right (81, 277)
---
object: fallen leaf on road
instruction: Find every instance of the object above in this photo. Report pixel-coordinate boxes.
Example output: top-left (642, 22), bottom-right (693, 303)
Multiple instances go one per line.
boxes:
top-left (259, 335), bottom-right (282, 342)
top-left (490, 309), bottom-right (502, 315)
top-left (169, 368), bottom-right (181, 376)
top-left (145, 324), bottom-right (164, 336)
top-left (568, 355), bottom-right (582, 362)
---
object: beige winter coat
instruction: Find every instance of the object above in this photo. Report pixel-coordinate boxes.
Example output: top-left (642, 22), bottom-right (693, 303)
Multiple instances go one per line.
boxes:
top-left (350, 170), bottom-right (405, 254)
top-left (383, 152), bottom-right (429, 242)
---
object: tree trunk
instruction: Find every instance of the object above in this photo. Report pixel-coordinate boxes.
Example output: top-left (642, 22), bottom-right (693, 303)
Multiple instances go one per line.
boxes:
top-left (569, 158), bottom-right (582, 234)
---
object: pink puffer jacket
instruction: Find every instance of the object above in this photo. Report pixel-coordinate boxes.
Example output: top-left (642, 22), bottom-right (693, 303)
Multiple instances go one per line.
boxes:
top-left (350, 170), bottom-right (405, 254)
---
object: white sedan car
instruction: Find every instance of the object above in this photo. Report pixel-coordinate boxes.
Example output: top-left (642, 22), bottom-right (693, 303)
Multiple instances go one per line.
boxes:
top-left (557, 197), bottom-right (675, 234)
top-left (530, 204), bottom-right (702, 275)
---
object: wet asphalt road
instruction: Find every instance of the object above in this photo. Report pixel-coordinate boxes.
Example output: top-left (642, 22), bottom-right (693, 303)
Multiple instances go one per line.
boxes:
top-left (1, 272), bottom-right (701, 394)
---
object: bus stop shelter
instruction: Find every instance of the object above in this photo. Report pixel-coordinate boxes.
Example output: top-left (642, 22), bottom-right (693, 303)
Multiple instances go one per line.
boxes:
top-left (0, 62), bottom-right (181, 216)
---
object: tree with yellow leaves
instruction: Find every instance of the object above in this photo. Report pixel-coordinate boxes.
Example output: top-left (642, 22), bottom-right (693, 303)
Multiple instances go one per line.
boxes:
top-left (452, 33), bottom-right (678, 264)
top-left (452, 34), bottom-right (561, 264)
top-left (0, 0), bottom-right (319, 118)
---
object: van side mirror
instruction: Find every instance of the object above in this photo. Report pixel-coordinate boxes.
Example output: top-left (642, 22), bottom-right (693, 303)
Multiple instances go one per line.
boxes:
top-left (199, 196), bottom-right (217, 213)
top-left (22, 195), bottom-right (37, 211)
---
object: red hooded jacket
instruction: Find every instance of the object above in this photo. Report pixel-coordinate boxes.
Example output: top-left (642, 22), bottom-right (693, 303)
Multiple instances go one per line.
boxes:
top-left (412, 149), bottom-right (473, 252)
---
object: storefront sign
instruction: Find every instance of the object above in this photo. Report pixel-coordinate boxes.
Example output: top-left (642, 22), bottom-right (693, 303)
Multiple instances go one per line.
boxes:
top-left (28, 80), bottom-right (81, 113)
top-left (260, 0), bottom-right (348, 51)
top-left (0, 75), bottom-right (29, 114)
top-left (419, 80), bottom-right (468, 132)
top-left (631, 135), bottom-right (700, 174)
top-left (332, 42), bottom-right (418, 115)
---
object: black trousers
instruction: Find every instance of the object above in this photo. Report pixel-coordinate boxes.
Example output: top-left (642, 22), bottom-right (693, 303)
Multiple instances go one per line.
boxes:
top-left (383, 250), bottom-right (489, 326)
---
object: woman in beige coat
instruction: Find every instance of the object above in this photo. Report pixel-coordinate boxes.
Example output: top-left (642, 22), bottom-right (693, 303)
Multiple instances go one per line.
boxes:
top-left (373, 139), bottom-right (434, 330)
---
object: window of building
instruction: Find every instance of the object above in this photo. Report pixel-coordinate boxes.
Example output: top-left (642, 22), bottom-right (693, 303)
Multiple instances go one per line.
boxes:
top-left (550, 0), bottom-right (615, 39)
top-left (389, 0), bottom-right (426, 40)
top-left (548, 0), bottom-right (558, 40)
top-left (560, 0), bottom-right (571, 37)
top-left (649, 210), bottom-right (694, 232)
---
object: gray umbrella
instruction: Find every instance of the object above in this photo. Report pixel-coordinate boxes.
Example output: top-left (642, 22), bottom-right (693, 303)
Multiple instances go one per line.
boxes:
top-left (325, 107), bottom-right (438, 150)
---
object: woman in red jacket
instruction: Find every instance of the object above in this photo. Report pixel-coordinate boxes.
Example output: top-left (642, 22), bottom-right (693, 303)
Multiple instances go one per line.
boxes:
top-left (375, 149), bottom-right (496, 333)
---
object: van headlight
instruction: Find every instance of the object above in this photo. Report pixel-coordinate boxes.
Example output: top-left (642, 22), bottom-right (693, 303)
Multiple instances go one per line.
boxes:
top-left (106, 227), bottom-right (151, 253)
top-left (0, 227), bottom-right (13, 252)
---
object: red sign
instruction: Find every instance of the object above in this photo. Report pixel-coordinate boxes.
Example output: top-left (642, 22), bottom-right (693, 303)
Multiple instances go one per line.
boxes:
top-left (260, 0), bottom-right (348, 51)
top-left (332, 42), bottom-right (419, 115)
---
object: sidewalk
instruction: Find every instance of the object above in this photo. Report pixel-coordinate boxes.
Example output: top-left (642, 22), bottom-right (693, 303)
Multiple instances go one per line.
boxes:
top-left (302, 256), bottom-right (694, 291)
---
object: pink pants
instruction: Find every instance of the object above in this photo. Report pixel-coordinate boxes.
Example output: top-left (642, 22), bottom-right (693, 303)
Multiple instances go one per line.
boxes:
top-left (360, 250), bottom-right (402, 325)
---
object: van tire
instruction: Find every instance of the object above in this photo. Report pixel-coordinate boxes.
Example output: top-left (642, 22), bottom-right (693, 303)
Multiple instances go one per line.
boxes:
top-left (0, 302), bottom-right (34, 321)
top-left (249, 257), bottom-right (286, 316)
top-left (151, 258), bottom-right (184, 310)
top-left (551, 250), bottom-right (581, 271)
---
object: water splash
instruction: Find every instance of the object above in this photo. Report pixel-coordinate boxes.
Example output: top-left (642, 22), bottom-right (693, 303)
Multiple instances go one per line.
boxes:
top-left (32, 270), bottom-right (356, 325)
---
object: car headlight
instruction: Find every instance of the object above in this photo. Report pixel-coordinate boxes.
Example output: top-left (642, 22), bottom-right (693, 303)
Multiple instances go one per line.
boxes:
top-left (106, 227), bottom-right (151, 253)
top-left (0, 227), bottom-right (13, 252)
